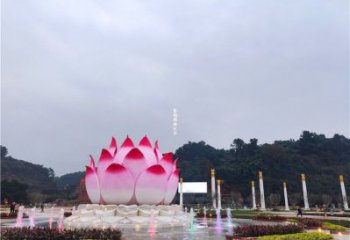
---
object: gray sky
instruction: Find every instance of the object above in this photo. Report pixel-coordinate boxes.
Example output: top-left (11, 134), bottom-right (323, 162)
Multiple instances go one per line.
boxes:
top-left (1, 0), bottom-right (349, 175)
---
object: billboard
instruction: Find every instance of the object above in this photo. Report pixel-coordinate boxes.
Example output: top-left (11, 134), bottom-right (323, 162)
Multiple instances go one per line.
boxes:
top-left (178, 182), bottom-right (207, 193)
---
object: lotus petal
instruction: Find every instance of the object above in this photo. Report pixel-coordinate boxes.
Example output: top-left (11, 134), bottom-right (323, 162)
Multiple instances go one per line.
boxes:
top-left (85, 166), bottom-right (100, 204)
top-left (108, 137), bottom-right (117, 156)
top-left (164, 169), bottom-right (179, 204)
top-left (135, 165), bottom-right (167, 204)
top-left (159, 152), bottom-right (173, 178)
top-left (89, 155), bottom-right (96, 169)
top-left (138, 136), bottom-right (157, 166)
top-left (100, 163), bottom-right (134, 204)
top-left (97, 149), bottom-right (113, 177)
top-left (122, 148), bottom-right (148, 179)
top-left (154, 140), bottom-right (163, 162)
top-left (114, 136), bottom-right (134, 163)
top-left (172, 158), bottom-right (178, 172)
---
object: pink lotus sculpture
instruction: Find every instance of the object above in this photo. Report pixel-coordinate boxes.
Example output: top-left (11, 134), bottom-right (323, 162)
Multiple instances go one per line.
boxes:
top-left (85, 136), bottom-right (179, 205)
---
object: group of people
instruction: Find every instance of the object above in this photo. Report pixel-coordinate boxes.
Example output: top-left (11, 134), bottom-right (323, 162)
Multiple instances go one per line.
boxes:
top-left (7, 202), bottom-right (45, 214)
top-left (9, 202), bottom-right (18, 214)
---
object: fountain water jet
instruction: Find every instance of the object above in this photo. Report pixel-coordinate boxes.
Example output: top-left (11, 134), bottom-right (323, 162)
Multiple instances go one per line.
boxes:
top-left (189, 208), bottom-right (195, 231)
top-left (29, 207), bottom-right (36, 228)
top-left (48, 207), bottom-right (54, 229)
top-left (148, 209), bottom-right (157, 235)
top-left (202, 206), bottom-right (207, 227)
top-left (215, 208), bottom-right (222, 234)
top-left (15, 206), bottom-right (24, 227)
top-left (57, 208), bottom-right (64, 231)
top-left (226, 208), bottom-right (233, 235)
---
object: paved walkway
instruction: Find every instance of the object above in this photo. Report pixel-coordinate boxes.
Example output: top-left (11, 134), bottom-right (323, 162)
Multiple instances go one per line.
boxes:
top-left (1, 208), bottom-right (349, 240)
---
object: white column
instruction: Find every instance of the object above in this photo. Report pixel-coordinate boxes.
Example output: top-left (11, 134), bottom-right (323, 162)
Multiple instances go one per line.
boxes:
top-left (251, 181), bottom-right (257, 210)
top-left (259, 171), bottom-right (266, 210)
top-left (301, 173), bottom-right (310, 210)
top-left (179, 178), bottom-right (183, 207)
top-left (217, 179), bottom-right (222, 210)
top-left (211, 169), bottom-right (217, 209)
top-left (283, 182), bottom-right (290, 211)
top-left (339, 175), bottom-right (349, 210)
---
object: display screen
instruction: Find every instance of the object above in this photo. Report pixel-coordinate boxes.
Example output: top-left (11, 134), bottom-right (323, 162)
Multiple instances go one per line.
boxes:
top-left (178, 182), bottom-right (207, 193)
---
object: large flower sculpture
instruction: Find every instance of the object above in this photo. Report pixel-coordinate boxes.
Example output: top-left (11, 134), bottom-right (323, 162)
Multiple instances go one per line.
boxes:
top-left (85, 136), bottom-right (179, 205)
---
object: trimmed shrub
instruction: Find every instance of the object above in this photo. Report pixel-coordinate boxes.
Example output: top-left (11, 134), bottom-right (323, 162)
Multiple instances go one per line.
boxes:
top-left (0, 227), bottom-right (122, 240)
top-left (322, 222), bottom-right (347, 231)
top-left (234, 224), bottom-right (304, 237)
top-left (258, 232), bottom-right (333, 240)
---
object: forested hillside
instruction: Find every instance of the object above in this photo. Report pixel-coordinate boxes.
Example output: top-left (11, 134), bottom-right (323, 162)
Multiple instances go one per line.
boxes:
top-left (175, 131), bottom-right (350, 206)
top-left (1, 131), bottom-right (349, 207)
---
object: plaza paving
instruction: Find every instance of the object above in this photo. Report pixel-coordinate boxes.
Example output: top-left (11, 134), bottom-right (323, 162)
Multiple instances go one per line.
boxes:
top-left (1, 208), bottom-right (349, 240)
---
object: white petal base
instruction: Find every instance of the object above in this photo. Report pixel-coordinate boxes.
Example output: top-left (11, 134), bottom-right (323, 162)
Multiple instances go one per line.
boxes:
top-left (64, 204), bottom-right (189, 230)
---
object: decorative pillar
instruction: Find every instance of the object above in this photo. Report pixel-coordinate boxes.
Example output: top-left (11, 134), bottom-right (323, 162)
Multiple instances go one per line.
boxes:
top-left (283, 182), bottom-right (290, 211)
top-left (179, 178), bottom-right (183, 207)
top-left (211, 169), bottom-right (217, 209)
top-left (217, 179), bottom-right (222, 210)
top-left (339, 175), bottom-right (349, 210)
top-left (301, 173), bottom-right (310, 210)
top-left (259, 171), bottom-right (266, 210)
top-left (251, 181), bottom-right (257, 210)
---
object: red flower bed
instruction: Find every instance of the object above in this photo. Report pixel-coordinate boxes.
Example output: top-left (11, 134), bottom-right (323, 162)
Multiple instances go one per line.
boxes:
top-left (232, 224), bottom-right (304, 237)
top-left (253, 214), bottom-right (287, 222)
top-left (296, 218), bottom-right (323, 228)
top-left (0, 227), bottom-right (122, 240)
top-left (196, 211), bottom-right (228, 218)
top-left (0, 212), bottom-right (28, 219)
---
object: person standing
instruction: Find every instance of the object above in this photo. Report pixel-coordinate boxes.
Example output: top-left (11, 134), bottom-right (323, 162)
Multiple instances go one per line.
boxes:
top-left (40, 203), bottom-right (44, 212)
top-left (297, 207), bottom-right (303, 217)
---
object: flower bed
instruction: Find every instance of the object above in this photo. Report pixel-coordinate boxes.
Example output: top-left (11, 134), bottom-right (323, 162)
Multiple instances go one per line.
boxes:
top-left (0, 227), bottom-right (122, 240)
top-left (253, 214), bottom-right (287, 222)
top-left (0, 212), bottom-right (28, 219)
top-left (231, 224), bottom-right (304, 238)
top-left (196, 211), bottom-right (228, 218)
top-left (294, 218), bottom-right (323, 228)
top-left (258, 232), bottom-right (333, 240)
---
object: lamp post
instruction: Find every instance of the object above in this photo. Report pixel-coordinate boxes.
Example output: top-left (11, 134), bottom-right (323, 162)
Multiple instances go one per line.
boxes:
top-left (179, 178), bottom-right (183, 207)
top-left (211, 169), bottom-right (216, 209)
top-left (283, 182), bottom-right (290, 211)
top-left (251, 181), bottom-right (257, 210)
top-left (339, 175), bottom-right (349, 210)
top-left (217, 179), bottom-right (222, 210)
top-left (301, 173), bottom-right (310, 210)
top-left (259, 171), bottom-right (266, 210)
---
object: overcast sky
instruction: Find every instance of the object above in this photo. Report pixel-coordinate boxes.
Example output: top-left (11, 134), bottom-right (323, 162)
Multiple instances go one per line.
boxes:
top-left (1, 0), bottom-right (349, 175)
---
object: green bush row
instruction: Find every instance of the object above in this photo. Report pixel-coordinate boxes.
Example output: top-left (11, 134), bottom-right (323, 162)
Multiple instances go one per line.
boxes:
top-left (259, 232), bottom-right (333, 240)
